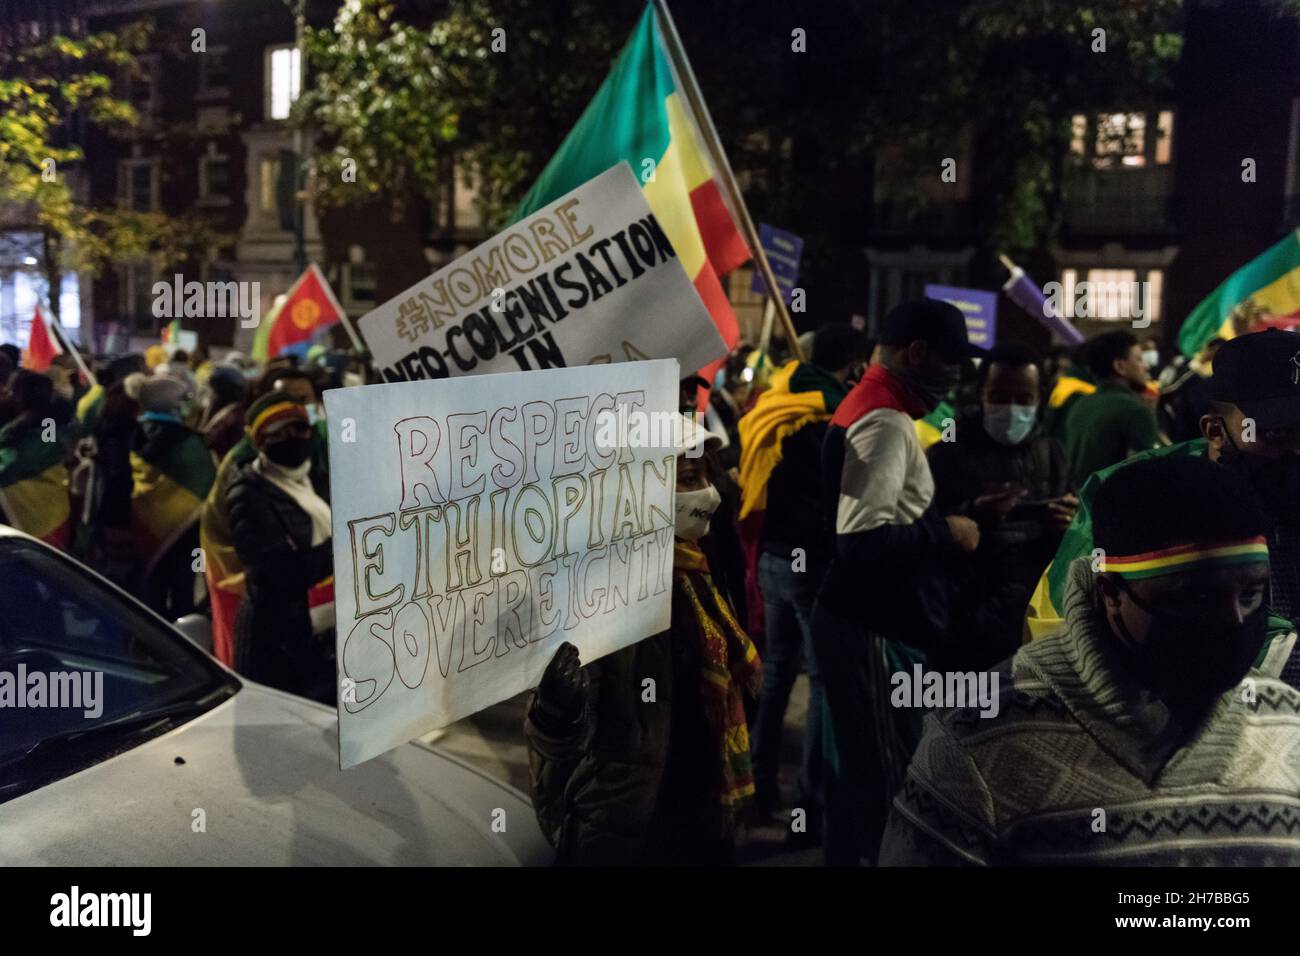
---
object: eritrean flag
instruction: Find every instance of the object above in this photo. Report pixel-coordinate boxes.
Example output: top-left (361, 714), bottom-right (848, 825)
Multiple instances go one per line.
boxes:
top-left (130, 426), bottom-right (217, 575)
top-left (1179, 230), bottom-right (1300, 358)
top-left (0, 420), bottom-right (71, 549)
top-left (510, 3), bottom-right (751, 380)
top-left (251, 263), bottom-right (345, 362)
top-left (23, 304), bottom-right (61, 372)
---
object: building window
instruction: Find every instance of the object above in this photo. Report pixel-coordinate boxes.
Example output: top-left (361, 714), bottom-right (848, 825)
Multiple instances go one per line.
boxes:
top-left (265, 45), bottom-right (301, 121)
top-left (342, 262), bottom-right (377, 312)
top-left (1070, 110), bottom-right (1174, 170)
top-left (118, 262), bottom-right (158, 334)
top-left (1058, 266), bottom-right (1164, 323)
top-left (199, 150), bottom-right (231, 204)
top-left (118, 159), bottom-right (158, 212)
top-left (198, 47), bottom-right (231, 97)
top-left (126, 54), bottom-right (159, 115)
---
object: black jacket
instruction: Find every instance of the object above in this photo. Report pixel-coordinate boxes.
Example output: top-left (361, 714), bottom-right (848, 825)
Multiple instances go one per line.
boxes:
top-left (524, 574), bottom-right (739, 866)
top-left (926, 413), bottom-right (1070, 669)
top-left (227, 461), bottom-right (334, 699)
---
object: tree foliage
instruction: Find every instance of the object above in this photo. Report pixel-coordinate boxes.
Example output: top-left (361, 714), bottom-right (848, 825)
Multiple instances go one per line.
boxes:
top-left (297, 0), bottom-right (1188, 312)
top-left (0, 23), bottom-right (222, 305)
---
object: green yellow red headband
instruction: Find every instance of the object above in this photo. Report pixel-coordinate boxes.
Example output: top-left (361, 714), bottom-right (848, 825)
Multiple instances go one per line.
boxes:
top-left (1101, 536), bottom-right (1270, 580)
top-left (248, 399), bottom-right (307, 443)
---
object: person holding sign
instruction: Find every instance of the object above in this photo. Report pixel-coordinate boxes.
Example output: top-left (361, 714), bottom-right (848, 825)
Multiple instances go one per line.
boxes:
top-left (524, 416), bottom-right (762, 865)
top-left (228, 393), bottom-right (336, 703)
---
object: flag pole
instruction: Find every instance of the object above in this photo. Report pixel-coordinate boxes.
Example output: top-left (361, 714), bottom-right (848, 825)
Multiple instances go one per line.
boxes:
top-left (652, 0), bottom-right (804, 362)
top-left (45, 311), bottom-right (98, 387)
top-left (310, 263), bottom-right (367, 355)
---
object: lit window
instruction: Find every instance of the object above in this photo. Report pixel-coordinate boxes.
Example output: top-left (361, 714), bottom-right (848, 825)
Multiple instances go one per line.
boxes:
top-left (1095, 113), bottom-right (1145, 168)
top-left (1070, 115), bottom-right (1087, 158)
top-left (266, 45), bottom-right (301, 121)
top-left (1145, 269), bottom-right (1164, 322)
top-left (1061, 268), bottom-right (1078, 307)
top-left (1155, 111), bottom-right (1174, 165)
top-left (1085, 268), bottom-right (1138, 320)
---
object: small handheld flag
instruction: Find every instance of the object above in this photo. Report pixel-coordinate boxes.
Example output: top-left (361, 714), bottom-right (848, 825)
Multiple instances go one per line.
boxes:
top-left (23, 304), bottom-right (62, 372)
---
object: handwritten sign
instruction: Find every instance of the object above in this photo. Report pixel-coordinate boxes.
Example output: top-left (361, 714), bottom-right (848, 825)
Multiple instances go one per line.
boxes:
top-left (325, 359), bottom-right (681, 768)
top-left (357, 162), bottom-right (727, 384)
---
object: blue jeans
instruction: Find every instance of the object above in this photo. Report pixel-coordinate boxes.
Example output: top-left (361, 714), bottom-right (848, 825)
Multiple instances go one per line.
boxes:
top-left (752, 551), bottom-right (824, 809)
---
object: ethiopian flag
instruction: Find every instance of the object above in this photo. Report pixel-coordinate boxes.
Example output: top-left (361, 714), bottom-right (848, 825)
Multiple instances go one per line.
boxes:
top-left (511, 3), bottom-right (750, 376)
top-left (0, 420), bottom-right (71, 549)
top-left (251, 263), bottom-right (345, 362)
top-left (130, 425), bottom-right (217, 574)
top-left (1179, 230), bottom-right (1300, 358)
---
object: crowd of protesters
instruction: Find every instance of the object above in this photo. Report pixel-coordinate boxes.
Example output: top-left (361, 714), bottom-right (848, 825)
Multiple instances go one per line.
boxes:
top-left (5, 297), bottom-right (1300, 866)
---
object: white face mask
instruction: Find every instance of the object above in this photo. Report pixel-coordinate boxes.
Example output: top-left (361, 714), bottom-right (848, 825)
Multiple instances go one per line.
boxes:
top-left (675, 484), bottom-right (722, 540)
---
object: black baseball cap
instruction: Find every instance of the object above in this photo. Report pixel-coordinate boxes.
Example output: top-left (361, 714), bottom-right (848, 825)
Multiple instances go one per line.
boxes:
top-left (878, 298), bottom-right (986, 360)
top-left (1209, 328), bottom-right (1300, 430)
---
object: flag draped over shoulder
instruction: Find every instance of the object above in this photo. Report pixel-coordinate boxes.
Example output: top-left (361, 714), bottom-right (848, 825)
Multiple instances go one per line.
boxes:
top-left (252, 264), bottom-right (345, 363)
top-left (916, 400), bottom-right (955, 450)
top-left (510, 4), bottom-right (750, 372)
top-left (0, 420), bottom-right (71, 549)
top-left (130, 424), bottom-right (217, 573)
top-left (738, 360), bottom-right (845, 518)
top-left (1179, 231), bottom-right (1300, 358)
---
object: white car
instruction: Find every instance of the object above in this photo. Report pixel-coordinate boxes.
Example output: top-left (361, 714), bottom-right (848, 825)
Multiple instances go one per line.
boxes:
top-left (0, 528), bottom-right (551, 866)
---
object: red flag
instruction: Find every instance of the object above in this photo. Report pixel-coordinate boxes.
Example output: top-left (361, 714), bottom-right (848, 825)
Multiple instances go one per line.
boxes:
top-left (266, 264), bottom-right (345, 358)
top-left (24, 305), bottom-right (61, 372)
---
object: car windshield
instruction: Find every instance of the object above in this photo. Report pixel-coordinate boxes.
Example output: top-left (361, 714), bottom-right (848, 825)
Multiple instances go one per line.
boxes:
top-left (0, 538), bottom-right (237, 801)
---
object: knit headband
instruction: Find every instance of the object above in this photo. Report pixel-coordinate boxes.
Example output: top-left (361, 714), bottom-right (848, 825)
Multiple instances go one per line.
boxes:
top-left (1100, 536), bottom-right (1269, 580)
top-left (248, 399), bottom-right (307, 443)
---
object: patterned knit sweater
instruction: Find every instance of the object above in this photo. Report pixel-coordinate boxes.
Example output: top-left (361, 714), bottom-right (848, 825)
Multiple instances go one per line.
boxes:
top-left (880, 557), bottom-right (1300, 866)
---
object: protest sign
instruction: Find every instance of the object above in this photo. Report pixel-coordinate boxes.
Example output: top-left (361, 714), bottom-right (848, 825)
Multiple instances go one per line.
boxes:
top-left (325, 358), bottom-right (682, 769)
top-left (749, 223), bottom-right (803, 304)
top-left (357, 162), bottom-right (727, 383)
top-left (924, 284), bottom-right (998, 348)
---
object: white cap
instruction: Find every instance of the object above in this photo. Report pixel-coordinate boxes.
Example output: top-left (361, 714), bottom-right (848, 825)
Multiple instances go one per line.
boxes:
top-left (675, 412), bottom-right (724, 457)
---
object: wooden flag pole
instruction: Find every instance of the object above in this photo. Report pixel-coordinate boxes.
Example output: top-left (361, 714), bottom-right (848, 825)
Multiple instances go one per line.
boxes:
top-left (652, 0), bottom-right (804, 362)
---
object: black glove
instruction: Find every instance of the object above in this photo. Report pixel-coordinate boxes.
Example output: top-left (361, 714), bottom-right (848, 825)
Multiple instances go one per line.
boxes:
top-left (536, 641), bottom-right (587, 726)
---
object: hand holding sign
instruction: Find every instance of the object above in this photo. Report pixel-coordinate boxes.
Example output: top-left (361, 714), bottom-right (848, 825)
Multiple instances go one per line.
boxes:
top-left (325, 359), bottom-right (681, 768)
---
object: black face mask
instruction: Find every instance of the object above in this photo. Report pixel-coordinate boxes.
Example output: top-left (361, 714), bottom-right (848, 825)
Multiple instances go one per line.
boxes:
top-left (1219, 427), bottom-right (1300, 520)
top-left (894, 362), bottom-right (960, 412)
top-left (1111, 581), bottom-right (1269, 726)
top-left (264, 436), bottom-right (312, 468)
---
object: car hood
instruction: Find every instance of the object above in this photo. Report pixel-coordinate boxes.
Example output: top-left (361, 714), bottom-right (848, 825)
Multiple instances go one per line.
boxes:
top-left (0, 684), bottom-right (553, 866)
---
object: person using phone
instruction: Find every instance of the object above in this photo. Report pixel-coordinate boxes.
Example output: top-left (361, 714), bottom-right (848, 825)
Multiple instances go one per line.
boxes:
top-left (927, 343), bottom-right (1077, 670)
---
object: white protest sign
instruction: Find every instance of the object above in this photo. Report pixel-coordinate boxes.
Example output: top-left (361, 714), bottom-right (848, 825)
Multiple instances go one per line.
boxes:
top-left (358, 162), bottom-right (727, 383)
top-left (325, 358), bottom-right (682, 769)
